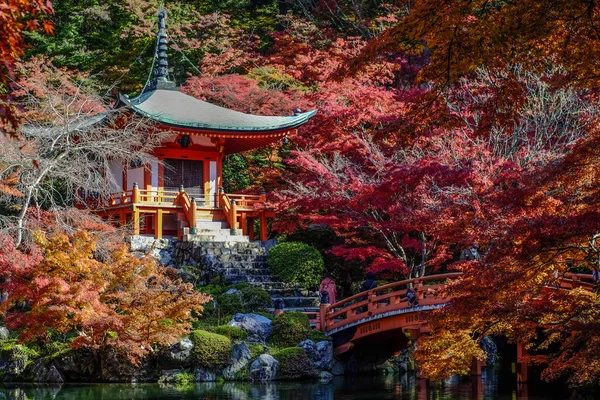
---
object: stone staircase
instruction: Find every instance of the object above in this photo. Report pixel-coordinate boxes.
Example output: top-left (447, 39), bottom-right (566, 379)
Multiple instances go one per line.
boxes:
top-left (178, 213), bottom-right (320, 314)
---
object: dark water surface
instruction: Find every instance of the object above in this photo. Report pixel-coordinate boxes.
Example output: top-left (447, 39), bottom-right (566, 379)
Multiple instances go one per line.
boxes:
top-left (0, 371), bottom-right (594, 400)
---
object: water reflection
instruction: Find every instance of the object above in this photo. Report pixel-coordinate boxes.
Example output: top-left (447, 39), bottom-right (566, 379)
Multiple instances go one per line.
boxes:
top-left (0, 371), bottom-right (594, 400)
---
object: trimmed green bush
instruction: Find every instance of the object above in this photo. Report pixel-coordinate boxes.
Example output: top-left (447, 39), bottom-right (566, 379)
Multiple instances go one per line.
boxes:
top-left (174, 371), bottom-right (195, 386)
top-left (269, 312), bottom-right (312, 347)
top-left (274, 347), bottom-right (316, 379)
top-left (237, 284), bottom-right (272, 311)
top-left (267, 242), bottom-right (324, 289)
top-left (204, 325), bottom-right (248, 341)
top-left (189, 330), bottom-right (232, 370)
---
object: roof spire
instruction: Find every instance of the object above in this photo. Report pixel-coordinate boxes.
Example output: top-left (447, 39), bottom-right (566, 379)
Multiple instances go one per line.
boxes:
top-left (151, 8), bottom-right (176, 91)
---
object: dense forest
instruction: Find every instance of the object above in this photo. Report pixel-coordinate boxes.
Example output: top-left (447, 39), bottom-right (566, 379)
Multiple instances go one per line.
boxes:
top-left (2, 0), bottom-right (600, 386)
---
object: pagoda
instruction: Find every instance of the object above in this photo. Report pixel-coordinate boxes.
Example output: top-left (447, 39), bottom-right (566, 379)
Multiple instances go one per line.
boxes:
top-left (95, 9), bottom-right (315, 241)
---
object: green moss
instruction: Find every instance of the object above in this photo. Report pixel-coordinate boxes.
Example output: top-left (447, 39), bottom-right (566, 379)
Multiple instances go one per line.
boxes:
top-left (269, 312), bottom-right (312, 347)
top-left (274, 347), bottom-right (316, 380)
top-left (267, 242), bottom-right (325, 289)
top-left (249, 344), bottom-right (265, 360)
top-left (174, 371), bottom-right (195, 386)
top-left (253, 311), bottom-right (274, 320)
top-left (308, 330), bottom-right (329, 343)
top-left (0, 340), bottom-right (39, 359)
top-left (189, 330), bottom-right (232, 370)
top-left (203, 325), bottom-right (248, 341)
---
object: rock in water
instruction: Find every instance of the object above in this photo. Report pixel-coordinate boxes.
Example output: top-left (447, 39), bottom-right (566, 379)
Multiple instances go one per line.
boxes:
top-left (298, 340), bottom-right (333, 371)
top-left (163, 338), bottom-right (194, 368)
top-left (229, 313), bottom-right (272, 343)
top-left (222, 342), bottom-right (252, 379)
top-left (30, 360), bottom-right (64, 383)
top-left (194, 367), bottom-right (216, 382)
top-left (250, 354), bottom-right (279, 382)
top-left (319, 371), bottom-right (333, 383)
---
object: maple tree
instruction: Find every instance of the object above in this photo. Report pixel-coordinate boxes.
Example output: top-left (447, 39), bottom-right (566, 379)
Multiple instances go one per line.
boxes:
top-left (0, 230), bottom-right (209, 365)
top-left (0, 0), bottom-right (54, 133)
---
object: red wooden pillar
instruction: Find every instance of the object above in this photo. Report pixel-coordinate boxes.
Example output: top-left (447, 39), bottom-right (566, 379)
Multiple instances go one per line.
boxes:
top-left (259, 212), bottom-right (267, 241)
top-left (517, 342), bottom-right (528, 383)
top-left (248, 218), bottom-right (255, 241)
top-left (470, 357), bottom-right (483, 376)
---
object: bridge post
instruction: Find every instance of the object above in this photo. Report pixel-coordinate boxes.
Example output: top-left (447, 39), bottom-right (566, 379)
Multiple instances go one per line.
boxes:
top-left (470, 357), bottom-right (483, 376)
top-left (516, 342), bottom-right (528, 383)
top-left (367, 290), bottom-right (377, 314)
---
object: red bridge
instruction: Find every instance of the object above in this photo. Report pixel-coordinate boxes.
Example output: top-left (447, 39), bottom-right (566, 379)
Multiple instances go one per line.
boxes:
top-left (300, 271), bottom-right (596, 383)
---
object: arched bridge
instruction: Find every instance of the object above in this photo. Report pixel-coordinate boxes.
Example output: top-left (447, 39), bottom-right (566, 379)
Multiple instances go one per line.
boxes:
top-left (306, 272), bottom-right (596, 360)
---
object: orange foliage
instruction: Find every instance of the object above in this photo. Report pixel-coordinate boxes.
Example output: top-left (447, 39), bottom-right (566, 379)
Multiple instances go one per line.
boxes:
top-left (0, 231), bottom-right (208, 364)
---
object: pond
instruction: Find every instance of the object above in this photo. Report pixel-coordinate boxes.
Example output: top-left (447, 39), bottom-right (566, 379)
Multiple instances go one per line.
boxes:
top-left (0, 370), bottom-right (594, 400)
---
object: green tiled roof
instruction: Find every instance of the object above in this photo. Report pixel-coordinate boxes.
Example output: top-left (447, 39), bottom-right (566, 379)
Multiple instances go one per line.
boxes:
top-left (121, 89), bottom-right (316, 132)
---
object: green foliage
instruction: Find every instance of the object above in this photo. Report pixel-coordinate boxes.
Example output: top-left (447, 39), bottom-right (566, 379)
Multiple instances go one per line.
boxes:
top-left (203, 325), bottom-right (248, 341)
top-left (0, 340), bottom-right (40, 368)
top-left (273, 347), bottom-right (316, 379)
top-left (222, 154), bottom-right (253, 192)
top-left (174, 371), bottom-right (195, 386)
top-left (249, 343), bottom-right (265, 359)
top-left (268, 242), bottom-right (325, 289)
top-left (189, 330), bottom-right (232, 370)
top-left (200, 282), bottom-right (272, 321)
top-left (269, 312), bottom-right (312, 347)
top-left (308, 330), bottom-right (329, 343)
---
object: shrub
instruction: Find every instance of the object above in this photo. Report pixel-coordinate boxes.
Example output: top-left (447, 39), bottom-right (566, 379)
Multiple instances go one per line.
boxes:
top-left (269, 312), bottom-right (312, 347)
top-left (267, 242), bottom-right (324, 289)
top-left (274, 347), bottom-right (316, 379)
top-left (203, 325), bottom-right (248, 341)
top-left (238, 284), bottom-right (272, 311)
top-left (189, 330), bottom-right (232, 370)
top-left (174, 371), bottom-right (195, 386)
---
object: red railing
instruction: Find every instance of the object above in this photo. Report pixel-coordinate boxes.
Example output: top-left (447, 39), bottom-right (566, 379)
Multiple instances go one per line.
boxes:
top-left (320, 272), bottom-right (463, 333)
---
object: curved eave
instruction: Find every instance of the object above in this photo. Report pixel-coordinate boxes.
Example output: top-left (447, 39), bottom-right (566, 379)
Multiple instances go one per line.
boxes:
top-left (119, 92), bottom-right (317, 133)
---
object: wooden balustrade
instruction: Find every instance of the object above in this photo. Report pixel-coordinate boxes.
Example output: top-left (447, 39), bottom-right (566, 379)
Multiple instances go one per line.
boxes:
top-left (88, 184), bottom-right (272, 240)
top-left (321, 272), bottom-right (463, 333)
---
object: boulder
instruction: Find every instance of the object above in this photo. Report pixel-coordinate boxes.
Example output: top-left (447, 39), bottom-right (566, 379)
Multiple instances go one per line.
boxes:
top-left (315, 341), bottom-right (333, 371)
top-left (0, 327), bottom-right (9, 341)
top-left (129, 235), bottom-right (156, 252)
top-left (53, 349), bottom-right (95, 381)
top-left (298, 340), bottom-right (333, 371)
top-left (481, 336), bottom-right (498, 366)
top-left (319, 371), bottom-right (333, 383)
top-left (0, 345), bottom-right (29, 379)
top-left (331, 359), bottom-right (344, 376)
top-left (162, 338), bottom-right (194, 368)
top-left (30, 360), bottom-right (64, 383)
top-left (229, 313), bottom-right (272, 343)
top-left (195, 367), bottom-right (216, 382)
top-left (394, 347), bottom-right (413, 372)
top-left (250, 354), bottom-right (279, 382)
top-left (222, 342), bottom-right (252, 379)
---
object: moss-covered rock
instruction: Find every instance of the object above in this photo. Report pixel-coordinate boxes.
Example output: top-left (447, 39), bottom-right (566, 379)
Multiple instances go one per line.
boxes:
top-left (0, 340), bottom-right (39, 379)
top-left (203, 325), bottom-right (248, 341)
top-left (269, 312), bottom-right (312, 347)
top-left (189, 330), bottom-right (232, 370)
top-left (274, 347), bottom-right (317, 380)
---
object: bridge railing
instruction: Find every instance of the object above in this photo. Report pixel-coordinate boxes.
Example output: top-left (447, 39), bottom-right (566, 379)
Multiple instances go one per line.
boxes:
top-left (321, 272), bottom-right (463, 332)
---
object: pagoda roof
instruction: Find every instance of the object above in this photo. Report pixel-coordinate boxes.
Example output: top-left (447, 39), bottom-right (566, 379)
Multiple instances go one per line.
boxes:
top-left (119, 89), bottom-right (316, 133)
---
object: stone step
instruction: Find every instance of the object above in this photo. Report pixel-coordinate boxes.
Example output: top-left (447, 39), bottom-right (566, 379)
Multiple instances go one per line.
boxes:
top-left (196, 221), bottom-right (229, 230)
top-left (267, 307), bottom-right (320, 313)
top-left (194, 248), bottom-right (267, 257)
top-left (186, 234), bottom-right (249, 243)
top-left (200, 254), bottom-right (267, 262)
top-left (270, 296), bottom-right (320, 308)
top-left (186, 240), bottom-right (263, 249)
top-left (250, 282), bottom-right (296, 290)
top-left (224, 274), bottom-right (279, 284)
top-left (266, 288), bottom-right (320, 297)
top-left (222, 268), bottom-right (272, 276)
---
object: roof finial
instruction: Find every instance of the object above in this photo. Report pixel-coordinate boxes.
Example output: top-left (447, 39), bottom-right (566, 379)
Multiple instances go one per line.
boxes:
top-left (155, 9), bottom-right (169, 82)
top-left (148, 8), bottom-right (176, 91)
